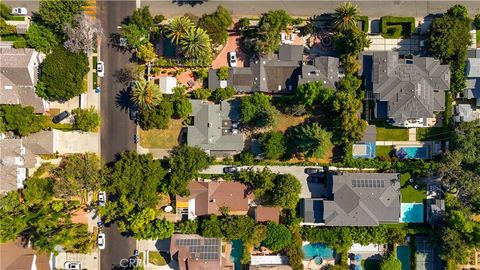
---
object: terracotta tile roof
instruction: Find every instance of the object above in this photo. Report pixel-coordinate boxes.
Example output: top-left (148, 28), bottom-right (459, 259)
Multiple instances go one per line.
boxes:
top-left (255, 206), bottom-right (281, 223)
top-left (0, 240), bottom-right (50, 270)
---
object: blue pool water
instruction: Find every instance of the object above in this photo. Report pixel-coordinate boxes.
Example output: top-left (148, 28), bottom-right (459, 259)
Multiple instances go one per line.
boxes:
top-left (400, 203), bottom-right (424, 223)
top-left (303, 243), bottom-right (335, 260)
top-left (401, 146), bottom-right (430, 159)
top-left (230, 240), bottom-right (242, 270)
top-left (397, 245), bottom-right (411, 270)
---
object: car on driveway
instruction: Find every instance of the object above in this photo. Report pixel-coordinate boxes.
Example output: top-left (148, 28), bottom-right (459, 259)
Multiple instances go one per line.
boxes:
top-left (304, 168), bottom-right (323, 175)
top-left (223, 166), bottom-right (238, 174)
top-left (98, 191), bottom-right (106, 206)
top-left (98, 233), bottom-right (105, 249)
top-left (52, 111), bottom-right (70, 124)
top-left (96, 61), bottom-right (105, 77)
top-left (228, 51), bottom-right (237, 67)
top-left (307, 175), bottom-right (325, 184)
top-left (11, 7), bottom-right (27, 15)
top-left (64, 262), bottom-right (81, 270)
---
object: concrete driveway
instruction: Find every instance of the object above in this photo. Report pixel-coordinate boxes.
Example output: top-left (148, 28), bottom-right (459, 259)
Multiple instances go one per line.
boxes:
top-left (202, 165), bottom-right (328, 199)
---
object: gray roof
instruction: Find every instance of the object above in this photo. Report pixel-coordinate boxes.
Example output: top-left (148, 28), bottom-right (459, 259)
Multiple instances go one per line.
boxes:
top-left (0, 139), bottom-right (37, 194)
top-left (187, 100), bottom-right (244, 153)
top-left (23, 130), bottom-right (55, 155)
top-left (426, 199), bottom-right (445, 226)
top-left (464, 58), bottom-right (480, 99)
top-left (322, 172), bottom-right (401, 226)
top-left (298, 57), bottom-right (340, 89)
top-left (300, 199), bottom-right (324, 224)
top-left (371, 52), bottom-right (450, 126)
top-left (0, 48), bottom-right (46, 114)
top-left (454, 104), bottom-right (479, 122)
top-left (208, 45), bottom-right (304, 93)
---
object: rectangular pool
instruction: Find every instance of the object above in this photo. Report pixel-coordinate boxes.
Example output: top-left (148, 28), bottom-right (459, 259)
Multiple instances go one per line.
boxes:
top-left (400, 203), bottom-right (424, 223)
top-left (397, 245), bottom-right (410, 270)
top-left (401, 146), bottom-right (430, 159)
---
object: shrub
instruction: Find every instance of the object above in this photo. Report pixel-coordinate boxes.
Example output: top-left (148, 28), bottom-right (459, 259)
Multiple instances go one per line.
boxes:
top-left (235, 151), bottom-right (255, 165)
top-left (263, 222), bottom-right (292, 252)
top-left (72, 107), bottom-right (100, 132)
top-left (474, 14), bottom-right (480, 29)
top-left (191, 88), bottom-right (211, 100)
top-left (217, 67), bottom-right (229, 80)
top-left (380, 16), bottom-right (415, 38)
top-left (358, 15), bottom-right (369, 32)
top-left (0, 105), bottom-right (50, 136)
top-left (211, 86), bottom-right (235, 102)
top-left (12, 37), bottom-right (27, 48)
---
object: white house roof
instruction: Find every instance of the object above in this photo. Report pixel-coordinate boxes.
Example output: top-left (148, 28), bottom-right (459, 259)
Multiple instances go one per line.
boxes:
top-left (158, 76), bottom-right (177, 94)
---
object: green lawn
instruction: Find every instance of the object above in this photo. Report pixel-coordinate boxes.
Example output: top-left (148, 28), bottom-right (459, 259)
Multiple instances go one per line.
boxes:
top-left (477, 29), bottom-right (480, 48)
top-left (9, 16), bottom-right (26, 21)
top-left (376, 145), bottom-right (392, 157)
top-left (0, 35), bottom-right (22, 41)
top-left (149, 251), bottom-right (170, 266)
top-left (363, 259), bottom-right (381, 270)
top-left (139, 119), bottom-right (184, 149)
top-left (416, 127), bottom-right (450, 141)
top-left (50, 123), bottom-right (74, 131)
top-left (376, 126), bottom-right (409, 141)
top-left (400, 173), bottom-right (426, 203)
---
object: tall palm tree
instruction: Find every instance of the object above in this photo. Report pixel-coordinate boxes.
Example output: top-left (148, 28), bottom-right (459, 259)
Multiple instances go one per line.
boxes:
top-left (180, 27), bottom-right (212, 60)
top-left (165, 16), bottom-right (194, 44)
top-left (130, 78), bottom-right (162, 110)
top-left (332, 2), bottom-right (360, 33)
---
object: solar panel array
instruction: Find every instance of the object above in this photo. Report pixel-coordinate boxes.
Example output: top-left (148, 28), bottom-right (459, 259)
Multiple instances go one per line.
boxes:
top-left (175, 238), bottom-right (220, 260)
top-left (351, 179), bottom-right (385, 189)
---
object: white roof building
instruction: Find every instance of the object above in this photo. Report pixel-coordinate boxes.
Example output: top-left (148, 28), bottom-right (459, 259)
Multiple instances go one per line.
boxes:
top-left (158, 76), bottom-right (177, 94)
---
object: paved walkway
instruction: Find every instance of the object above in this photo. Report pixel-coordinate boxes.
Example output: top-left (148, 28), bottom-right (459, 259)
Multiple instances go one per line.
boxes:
top-left (375, 140), bottom-right (425, 146)
top-left (408, 128), bottom-right (416, 141)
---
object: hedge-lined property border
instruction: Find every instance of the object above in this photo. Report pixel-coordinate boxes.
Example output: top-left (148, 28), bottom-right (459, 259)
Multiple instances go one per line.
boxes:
top-left (358, 16), bottom-right (369, 32)
top-left (380, 16), bottom-right (416, 38)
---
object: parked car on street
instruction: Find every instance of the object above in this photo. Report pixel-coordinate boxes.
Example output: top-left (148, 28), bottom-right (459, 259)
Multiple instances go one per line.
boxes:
top-left (304, 168), bottom-right (323, 175)
top-left (96, 61), bottom-right (105, 77)
top-left (129, 105), bottom-right (137, 121)
top-left (134, 134), bottom-right (140, 144)
top-left (52, 111), bottom-right (70, 124)
top-left (97, 233), bottom-right (105, 249)
top-left (11, 7), bottom-right (27, 15)
top-left (223, 166), bottom-right (238, 174)
top-left (228, 51), bottom-right (237, 67)
top-left (98, 191), bottom-right (106, 206)
top-left (64, 262), bottom-right (81, 270)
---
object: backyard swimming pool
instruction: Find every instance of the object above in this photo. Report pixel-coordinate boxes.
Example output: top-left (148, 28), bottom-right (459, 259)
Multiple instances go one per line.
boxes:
top-left (400, 203), bottom-right (424, 223)
top-left (397, 245), bottom-right (411, 270)
top-left (303, 243), bottom-right (335, 260)
top-left (400, 146), bottom-right (430, 159)
top-left (230, 240), bottom-right (242, 270)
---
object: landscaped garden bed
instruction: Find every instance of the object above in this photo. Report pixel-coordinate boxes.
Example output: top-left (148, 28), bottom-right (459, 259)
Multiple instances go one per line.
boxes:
top-left (380, 16), bottom-right (416, 38)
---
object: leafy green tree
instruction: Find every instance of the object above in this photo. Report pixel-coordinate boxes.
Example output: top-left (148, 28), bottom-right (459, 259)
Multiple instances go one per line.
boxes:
top-left (474, 14), bottom-right (480, 29)
top-left (129, 6), bottom-right (154, 32)
top-left (446, 4), bottom-right (469, 20)
top-left (131, 78), bottom-right (162, 110)
top-left (176, 219), bottom-right (199, 234)
top-left (252, 224), bottom-right (267, 246)
top-left (237, 167), bottom-right (276, 198)
top-left (13, 37), bottom-right (27, 48)
top-left (238, 17), bottom-right (250, 30)
top-left (138, 98), bottom-right (173, 130)
top-left (23, 177), bottom-right (55, 205)
top-left (380, 253), bottom-right (402, 270)
top-left (38, 0), bottom-right (87, 33)
top-left (295, 81), bottom-right (335, 108)
top-left (37, 47), bottom-right (89, 101)
top-left (180, 27), bottom-right (212, 61)
top-left (235, 151), bottom-right (255, 165)
top-left (212, 86), bottom-right (235, 102)
top-left (198, 5), bottom-right (233, 46)
top-left (172, 94), bottom-right (192, 119)
top-left (154, 14), bottom-right (165, 24)
top-left (332, 2), bottom-right (360, 33)
top-left (72, 107), bottom-right (100, 132)
top-left (191, 88), bottom-right (212, 100)
top-left (453, 120), bottom-right (480, 166)
top-left (201, 215), bottom-right (223, 238)
top-left (333, 28), bottom-right (371, 57)
top-left (263, 222), bottom-right (292, 252)
top-left (240, 92), bottom-right (277, 128)
top-left (291, 123), bottom-right (333, 159)
top-left (0, 2), bottom-right (11, 19)
top-left (53, 153), bottom-right (104, 202)
top-left (25, 23), bottom-right (60, 53)
top-left (332, 89), bottom-right (367, 145)
top-left (166, 16), bottom-right (194, 45)
top-left (259, 131), bottom-right (286, 160)
top-left (216, 67), bottom-right (229, 80)
top-left (0, 18), bottom-right (16, 36)
top-left (168, 145), bottom-right (210, 195)
top-left (267, 174), bottom-right (301, 210)
top-left (0, 105), bottom-right (50, 136)
top-left (120, 23), bottom-right (148, 50)
top-left (125, 208), bottom-right (173, 239)
top-left (255, 10), bottom-right (293, 55)
top-left (221, 215), bottom-right (255, 240)
top-left (137, 42), bottom-right (157, 63)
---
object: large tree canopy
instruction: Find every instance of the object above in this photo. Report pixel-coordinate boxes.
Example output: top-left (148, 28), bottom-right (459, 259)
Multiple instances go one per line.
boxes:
top-left (38, 0), bottom-right (87, 33)
top-left (25, 23), bottom-right (60, 53)
top-left (291, 122), bottom-right (333, 159)
top-left (263, 222), bottom-right (292, 252)
top-left (37, 47), bottom-right (89, 101)
top-left (168, 145), bottom-right (210, 195)
top-left (240, 92), bottom-right (277, 128)
top-left (198, 5), bottom-right (233, 46)
top-left (0, 105), bottom-right (50, 136)
top-left (259, 131), bottom-right (287, 160)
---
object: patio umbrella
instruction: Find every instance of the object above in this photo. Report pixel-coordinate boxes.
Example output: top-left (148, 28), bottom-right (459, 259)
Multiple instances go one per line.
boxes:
top-left (396, 147), bottom-right (408, 159)
top-left (354, 254), bottom-right (362, 261)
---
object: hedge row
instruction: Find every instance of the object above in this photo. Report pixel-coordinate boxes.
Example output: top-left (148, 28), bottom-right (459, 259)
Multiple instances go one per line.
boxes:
top-left (358, 16), bottom-right (369, 32)
top-left (380, 16), bottom-right (416, 38)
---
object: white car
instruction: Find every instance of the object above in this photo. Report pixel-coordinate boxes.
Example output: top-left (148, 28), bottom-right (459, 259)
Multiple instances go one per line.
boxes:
top-left (96, 61), bottom-right (105, 77)
top-left (64, 262), bottom-right (81, 270)
top-left (98, 233), bottom-right (105, 250)
top-left (228, 51), bottom-right (237, 67)
top-left (98, 191), bottom-right (106, 207)
top-left (11, 7), bottom-right (27, 15)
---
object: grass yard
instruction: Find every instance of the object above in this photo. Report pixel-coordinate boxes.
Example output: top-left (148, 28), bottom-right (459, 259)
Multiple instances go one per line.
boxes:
top-left (416, 127), bottom-right (450, 141)
top-left (274, 113), bottom-right (305, 132)
top-left (148, 251), bottom-right (170, 266)
top-left (50, 123), bottom-right (74, 131)
top-left (376, 126), bottom-right (409, 141)
top-left (9, 16), bottom-right (26, 21)
top-left (477, 30), bottom-right (480, 48)
top-left (400, 173), bottom-right (426, 203)
top-left (139, 119), bottom-right (184, 149)
top-left (376, 145), bottom-right (393, 157)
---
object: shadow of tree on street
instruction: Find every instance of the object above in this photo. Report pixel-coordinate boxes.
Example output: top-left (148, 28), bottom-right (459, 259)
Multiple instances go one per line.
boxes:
top-left (115, 88), bottom-right (132, 112)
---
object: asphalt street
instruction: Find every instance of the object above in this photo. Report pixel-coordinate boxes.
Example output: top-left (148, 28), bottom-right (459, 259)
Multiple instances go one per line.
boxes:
top-left (98, 1), bottom-right (137, 269)
top-left (143, 0), bottom-right (480, 18)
